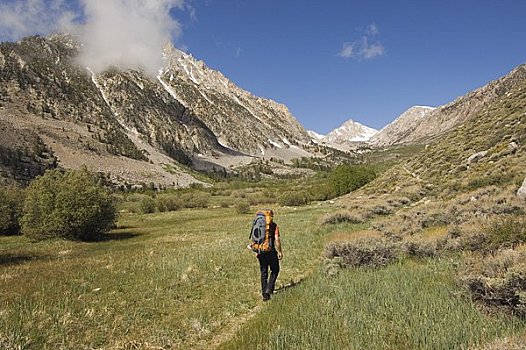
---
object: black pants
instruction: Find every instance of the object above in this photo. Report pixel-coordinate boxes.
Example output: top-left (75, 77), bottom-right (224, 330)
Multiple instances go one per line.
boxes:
top-left (258, 250), bottom-right (280, 296)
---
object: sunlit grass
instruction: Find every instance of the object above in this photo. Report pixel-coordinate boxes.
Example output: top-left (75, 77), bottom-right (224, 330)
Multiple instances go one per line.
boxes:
top-left (221, 259), bottom-right (524, 350)
top-left (0, 206), bottom-right (331, 349)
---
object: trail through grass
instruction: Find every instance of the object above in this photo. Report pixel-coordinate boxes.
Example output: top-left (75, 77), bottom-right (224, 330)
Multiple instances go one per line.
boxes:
top-left (0, 205), bottom-right (331, 349)
top-left (2, 205), bottom-right (525, 349)
top-left (221, 259), bottom-right (524, 350)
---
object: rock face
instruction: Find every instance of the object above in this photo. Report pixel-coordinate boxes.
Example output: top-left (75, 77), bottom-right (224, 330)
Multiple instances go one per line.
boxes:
top-left (369, 106), bottom-right (435, 146)
top-left (324, 119), bottom-right (377, 144)
top-left (159, 44), bottom-right (311, 154)
top-left (371, 64), bottom-right (526, 147)
top-left (518, 178), bottom-right (526, 199)
top-left (0, 120), bottom-right (56, 186)
top-left (308, 119), bottom-right (377, 151)
top-left (0, 35), bottom-right (313, 186)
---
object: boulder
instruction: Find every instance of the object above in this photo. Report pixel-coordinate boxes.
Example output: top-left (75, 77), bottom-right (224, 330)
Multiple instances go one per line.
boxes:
top-left (517, 177), bottom-right (526, 199)
top-left (467, 151), bottom-right (488, 164)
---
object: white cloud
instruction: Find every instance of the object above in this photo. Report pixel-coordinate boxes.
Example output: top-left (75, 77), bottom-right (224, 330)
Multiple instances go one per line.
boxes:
top-left (0, 0), bottom-right (191, 77)
top-left (338, 23), bottom-right (385, 60)
top-left (359, 37), bottom-right (384, 59)
top-left (366, 23), bottom-right (379, 36)
top-left (76, 0), bottom-right (187, 77)
top-left (338, 42), bottom-right (354, 58)
top-left (0, 0), bottom-right (78, 41)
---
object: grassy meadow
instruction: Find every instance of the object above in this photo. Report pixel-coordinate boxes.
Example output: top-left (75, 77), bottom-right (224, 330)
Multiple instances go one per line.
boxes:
top-left (0, 205), bottom-right (331, 349)
top-left (1, 200), bottom-right (525, 349)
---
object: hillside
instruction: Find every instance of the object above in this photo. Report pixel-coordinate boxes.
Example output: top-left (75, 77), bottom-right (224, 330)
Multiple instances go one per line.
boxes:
top-left (0, 35), bottom-right (317, 187)
top-left (371, 65), bottom-right (526, 147)
top-left (331, 62), bottom-right (526, 340)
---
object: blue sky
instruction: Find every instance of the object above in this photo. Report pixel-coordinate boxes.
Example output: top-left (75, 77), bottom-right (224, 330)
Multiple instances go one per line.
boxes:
top-left (1, 1), bottom-right (525, 134)
top-left (173, 0), bottom-right (526, 133)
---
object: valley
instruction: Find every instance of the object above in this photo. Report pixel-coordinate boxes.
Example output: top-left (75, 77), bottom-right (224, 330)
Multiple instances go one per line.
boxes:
top-left (1, 30), bottom-right (526, 349)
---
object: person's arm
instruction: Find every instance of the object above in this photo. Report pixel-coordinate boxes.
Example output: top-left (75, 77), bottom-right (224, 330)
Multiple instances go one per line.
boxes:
top-left (275, 225), bottom-right (283, 259)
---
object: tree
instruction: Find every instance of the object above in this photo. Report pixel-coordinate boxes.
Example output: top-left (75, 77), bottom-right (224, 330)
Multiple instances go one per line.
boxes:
top-left (329, 165), bottom-right (377, 197)
top-left (21, 168), bottom-right (117, 241)
top-left (0, 185), bottom-right (25, 235)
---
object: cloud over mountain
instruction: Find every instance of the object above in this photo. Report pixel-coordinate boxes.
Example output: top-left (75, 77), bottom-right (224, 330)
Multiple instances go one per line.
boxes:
top-left (0, 0), bottom-right (189, 76)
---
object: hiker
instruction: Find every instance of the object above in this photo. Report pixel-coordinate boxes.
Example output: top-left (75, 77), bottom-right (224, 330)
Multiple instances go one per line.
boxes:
top-left (248, 209), bottom-right (283, 301)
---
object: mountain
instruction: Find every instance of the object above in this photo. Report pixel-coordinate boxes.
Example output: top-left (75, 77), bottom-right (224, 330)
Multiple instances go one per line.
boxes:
top-left (0, 35), bottom-right (313, 186)
top-left (159, 44), bottom-right (311, 156)
top-left (369, 106), bottom-right (435, 146)
top-left (371, 64), bottom-right (526, 147)
top-left (307, 130), bottom-right (325, 142)
top-left (324, 119), bottom-right (378, 143)
top-left (308, 119), bottom-right (377, 151)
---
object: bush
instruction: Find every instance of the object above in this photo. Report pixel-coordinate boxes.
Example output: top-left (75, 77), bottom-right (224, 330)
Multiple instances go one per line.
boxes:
top-left (461, 250), bottom-right (526, 318)
top-left (21, 168), bottom-right (117, 241)
top-left (235, 201), bottom-right (250, 214)
top-left (278, 190), bottom-right (311, 207)
top-left (156, 193), bottom-right (182, 212)
top-left (320, 211), bottom-right (364, 225)
top-left (180, 191), bottom-right (210, 208)
top-left (484, 216), bottom-right (526, 251)
top-left (140, 196), bottom-right (157, 214)
top-left (324, 238), bottom-right (401, 268)
top-left (0, 185), bottom-right (25, 235)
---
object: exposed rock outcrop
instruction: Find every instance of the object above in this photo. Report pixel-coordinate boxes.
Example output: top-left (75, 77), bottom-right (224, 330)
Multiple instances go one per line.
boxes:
top-left (518, 178), bottom-right (526, 199)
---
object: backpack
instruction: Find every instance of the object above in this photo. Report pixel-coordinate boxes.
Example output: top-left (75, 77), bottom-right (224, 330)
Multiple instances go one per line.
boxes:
top-left (249, 210), bottom-right (274, 254)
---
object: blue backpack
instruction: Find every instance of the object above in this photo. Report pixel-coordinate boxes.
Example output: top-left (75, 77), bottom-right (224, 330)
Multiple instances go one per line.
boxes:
top-left (249, 210), bottom-right (273, 254)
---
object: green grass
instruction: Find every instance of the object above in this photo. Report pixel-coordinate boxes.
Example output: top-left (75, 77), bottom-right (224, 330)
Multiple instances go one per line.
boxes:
top-left (221, 259), bottom-right (524, 350)
top-left (1, 205), bottom-right (525, 349)
top-left (0, 205), bottom-right (331, 349)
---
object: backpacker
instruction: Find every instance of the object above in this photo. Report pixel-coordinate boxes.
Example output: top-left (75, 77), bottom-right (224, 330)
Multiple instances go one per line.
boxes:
top-left (249, 210), bottom-right (274, 254)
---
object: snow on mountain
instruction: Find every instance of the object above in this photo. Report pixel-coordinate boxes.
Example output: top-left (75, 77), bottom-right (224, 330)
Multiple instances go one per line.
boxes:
top-left (307, 130), bottom-right (325, 143)
top-left (159, 44), bottom-right (311, 154)
top-left (324, 119), bottom-right (378, 144)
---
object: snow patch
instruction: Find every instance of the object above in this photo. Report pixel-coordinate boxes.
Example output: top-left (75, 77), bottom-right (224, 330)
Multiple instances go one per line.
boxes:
top-left (268, 139), bottom-right (282, 148)
top-left (157, 74), bottom-right (187, 107)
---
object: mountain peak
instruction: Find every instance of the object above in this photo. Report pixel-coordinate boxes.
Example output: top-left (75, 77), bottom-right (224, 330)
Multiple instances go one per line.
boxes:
top-left (312, 119), bottom-right (377, 150)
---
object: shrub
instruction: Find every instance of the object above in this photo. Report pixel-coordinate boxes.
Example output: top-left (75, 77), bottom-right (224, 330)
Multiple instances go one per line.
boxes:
top-left (320, 211), bottom-right (364, 225)
top-left (180, 191), bottom-right (210, 208)
top-left (156, 193), bottom-right (182, 212)
top-left (140, 196), bottom-right (157, 214)
top-left (21, 168), bottom-right (117, 241)
top-left (278, 191), bottom-right (311, 207)
top-left (484, 216), bottom-right (526, 251)
top-left (461, 250), bottom-right (526, 318)
top-left (0, 185), bottom-right (25, 235)
top-left (324, 238), bottom-right (401, 268)
top-left (235, 201), bottom-right (250, 214)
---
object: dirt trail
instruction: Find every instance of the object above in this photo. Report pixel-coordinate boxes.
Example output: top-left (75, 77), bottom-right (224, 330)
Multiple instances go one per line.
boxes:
top-left (196, 276), bottom-right (308, 350)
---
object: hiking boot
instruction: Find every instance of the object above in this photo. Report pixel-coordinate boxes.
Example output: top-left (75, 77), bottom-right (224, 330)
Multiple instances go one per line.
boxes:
top-left (262, 293), bottom-right (270, 301)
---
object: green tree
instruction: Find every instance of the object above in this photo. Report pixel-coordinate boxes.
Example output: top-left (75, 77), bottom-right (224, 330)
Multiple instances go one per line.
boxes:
top-left (329, 164), bottom-right (377, 197)
top-left (21, 168), bottom-right (117, 241)
top-left (0, 185), bottom-right (26, 235)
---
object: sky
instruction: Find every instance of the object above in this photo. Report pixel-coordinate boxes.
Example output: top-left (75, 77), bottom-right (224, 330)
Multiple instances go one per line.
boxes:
top-left (1, 1), bottom-right (526, 134)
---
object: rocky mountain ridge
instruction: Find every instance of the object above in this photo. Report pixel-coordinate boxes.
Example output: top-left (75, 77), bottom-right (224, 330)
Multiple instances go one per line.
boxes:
top-left (0, 35), bottom-right (314, 186)
top-left (159, 44), bottom-right (311, 155)
top-left (324, 119), bottom-right (377, 143)
top-left (369, 106), bottom-right (435, 146)
top-left (308, 119), bottom-right (377, 151)
top-left (371, 65), bottom-right (526, 146)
